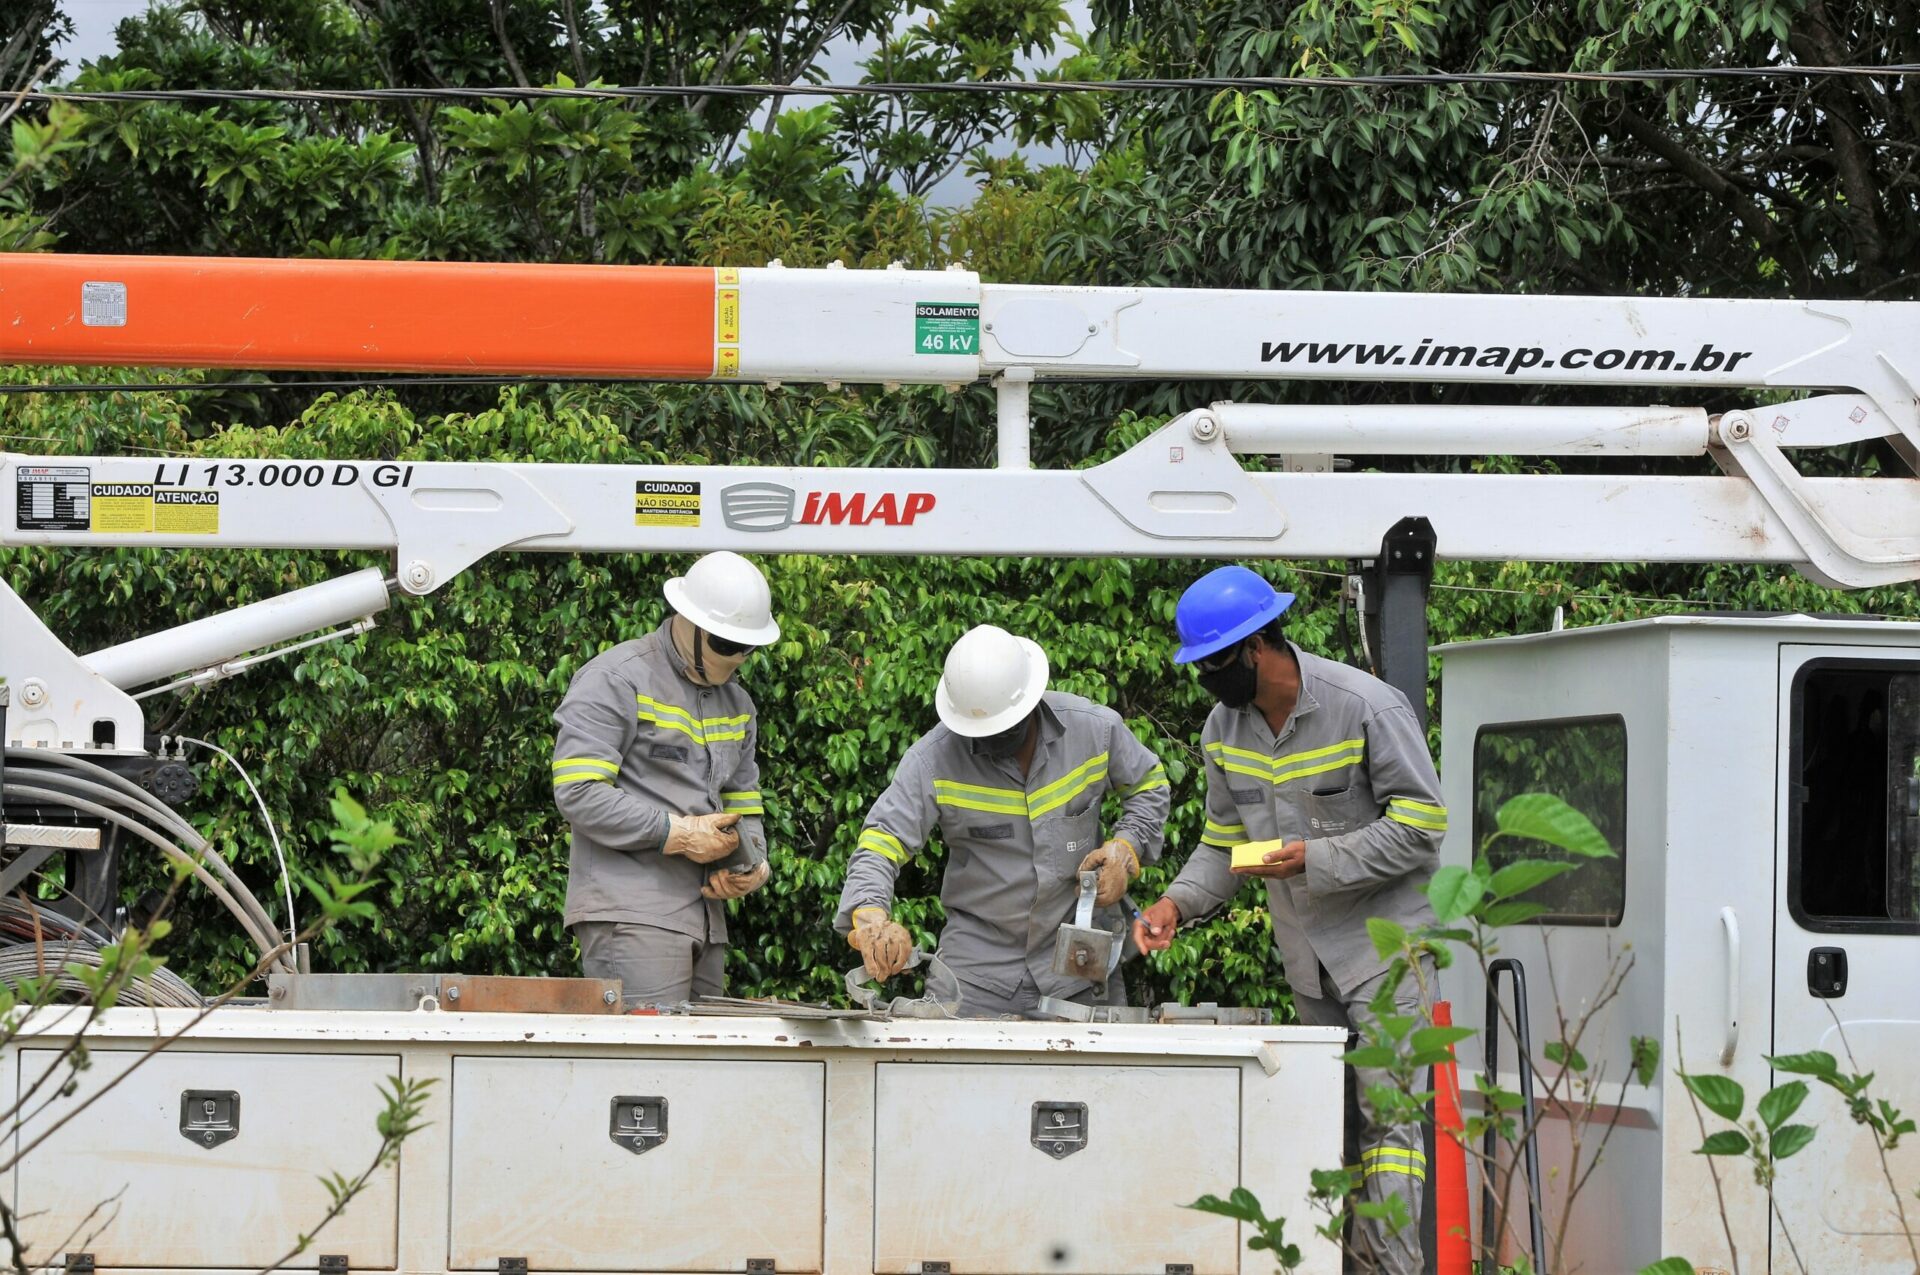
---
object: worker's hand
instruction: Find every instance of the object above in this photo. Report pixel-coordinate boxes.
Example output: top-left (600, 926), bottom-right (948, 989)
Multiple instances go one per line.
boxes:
top-left (1078, 838), bottom-right (1140, 906)
top-left (1133, 896), bottom-right (1181, 952)
top-left (847, 906), bottom-right (913, 980)
top-left (701, 861), bottom-right (770, 901)
top-left (1234, 839), bottom-right (1307, 879)
top-left (663, 811), bottom-right (742, 864)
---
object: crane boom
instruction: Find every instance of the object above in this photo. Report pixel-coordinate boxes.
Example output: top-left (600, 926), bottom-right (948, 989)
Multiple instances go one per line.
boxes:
top-left (3, 252), bottom-right (1917, 444)
top-left (6, 252), bottom-right (1920, 755)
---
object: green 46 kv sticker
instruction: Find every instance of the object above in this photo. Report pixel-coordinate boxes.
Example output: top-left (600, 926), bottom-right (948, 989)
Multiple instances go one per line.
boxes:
top-left (914, 302), bottom-right (979, 355)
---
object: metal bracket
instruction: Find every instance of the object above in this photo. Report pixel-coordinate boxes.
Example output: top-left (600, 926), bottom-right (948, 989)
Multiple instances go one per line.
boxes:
top-left (180, 1089), bottom-right (240, 1149)
top-left (746, 1261), bottom-right (777, 1272)
top-left (1167, 1265), bottom-right (1196, 1275)
top-left (1714, 408), bottom-right (1920, 587)
top-left (1359, 516), bottom-right (1437, 733)
top-left (1081, 411), bottom-right (1288, 545)
top-left (63, 1256), bottom-right (92, 1275)
top-left (497, 1260), bottom-right (528, 1275)
top-left (919, 1263), bottom-right (951, 1274)
top-left (609, 1095), bottom-right (667, 1154)
top-left (318, 1257), bottom-right (349, 1274)
top-left (1050, 871), bottom-right (1116, 983)
top-left (1031, 1100), bottom-right (1089, 1159)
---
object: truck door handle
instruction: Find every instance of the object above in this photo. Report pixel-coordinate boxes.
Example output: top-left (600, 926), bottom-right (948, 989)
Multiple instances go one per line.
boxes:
top-left (1719, 907), bottom-right (1740, 1066)
top-left (1807, 946), bottom-right (1848, 998)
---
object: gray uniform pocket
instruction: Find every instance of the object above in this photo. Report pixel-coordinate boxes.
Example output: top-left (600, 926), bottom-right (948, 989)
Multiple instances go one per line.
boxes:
top-left (1304, 783), bottom-right (1370, 838)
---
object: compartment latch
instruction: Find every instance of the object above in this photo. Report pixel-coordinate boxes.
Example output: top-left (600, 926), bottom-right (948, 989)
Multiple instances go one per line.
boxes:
top-left (1031, 1100), bottom-right (1088, 1159)
top-left (609, 1095), bottom-right (668, 1154)
top-left (180, 1090), bottom-right (240, 1149)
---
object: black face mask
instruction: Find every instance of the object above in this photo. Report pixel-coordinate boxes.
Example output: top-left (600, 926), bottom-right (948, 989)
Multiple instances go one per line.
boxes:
top-left (969, 717), bottom-right (1031, 758)
top-left (1197, 645), bottom-right (1259, 708)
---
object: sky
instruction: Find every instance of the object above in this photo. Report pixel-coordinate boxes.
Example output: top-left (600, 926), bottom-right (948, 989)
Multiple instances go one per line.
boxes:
top-left (55, 0), bottom-right (1091, 206)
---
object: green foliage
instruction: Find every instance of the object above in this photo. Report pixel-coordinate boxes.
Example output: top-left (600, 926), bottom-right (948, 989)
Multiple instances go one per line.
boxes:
top-left (1637, 1260), bottom-right (1697, 1275)
top-left (1770, 1049), bottom-right (1918, 1150)
top-left (1187, 1187), bottom-right (1303, 1271)
top-left (1682, 1066), bottom-right (1821, 1188)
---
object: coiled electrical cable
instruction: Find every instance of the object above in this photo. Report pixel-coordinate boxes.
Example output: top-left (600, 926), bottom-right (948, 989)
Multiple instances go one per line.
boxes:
top-left (3, 749), bottom-right (292, 971)
top-left (6, 750), bottom-right (287, 951)
top-left (0, 900), bottom-right (204, 1007)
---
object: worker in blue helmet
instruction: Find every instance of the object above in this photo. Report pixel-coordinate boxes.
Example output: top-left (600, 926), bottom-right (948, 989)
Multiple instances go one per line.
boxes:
top-left (1136, 564), bottom-right (1445, 1275)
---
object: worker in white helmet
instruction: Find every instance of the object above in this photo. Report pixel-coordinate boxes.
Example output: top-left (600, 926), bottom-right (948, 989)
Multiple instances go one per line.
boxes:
top-left (835, 624), bottom-right (1171, 1017)
top-left (551, 551), bottom-right (779, 1008)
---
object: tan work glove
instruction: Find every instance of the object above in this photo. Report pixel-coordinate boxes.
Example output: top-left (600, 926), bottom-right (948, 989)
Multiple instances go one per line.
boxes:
top-left (1078, 837), bottom-right (1140, 906)
top-left (663, 811), bottom-right (742, 864)
top-left (702, 861), bottom-right (770, 901)
top-left (847, 906), bottom-right (913, 981)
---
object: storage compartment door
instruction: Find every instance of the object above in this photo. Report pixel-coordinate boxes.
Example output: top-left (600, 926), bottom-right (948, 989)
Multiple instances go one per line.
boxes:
top-left (448, 1056), bottom-right (825, 1272)
top-left (873, 1063), bottom-right (1241, 1275)
top-left (14, 1048), bottom-right (403, 1269)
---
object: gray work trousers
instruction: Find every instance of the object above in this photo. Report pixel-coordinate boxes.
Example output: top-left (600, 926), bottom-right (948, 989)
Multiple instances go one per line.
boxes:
top-left (1294, 961), bottom-right (1431, 1275)
top-left (928, 957), bottom-right (1129, 1019)
top-left (574, 921), bottom-right (726, 1009)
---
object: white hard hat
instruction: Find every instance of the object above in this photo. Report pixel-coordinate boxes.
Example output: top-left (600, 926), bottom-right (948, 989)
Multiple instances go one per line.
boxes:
top-left (936, 624), bottom-right (1049, 737)
top-left (662, 551), bottom-right (781, 646)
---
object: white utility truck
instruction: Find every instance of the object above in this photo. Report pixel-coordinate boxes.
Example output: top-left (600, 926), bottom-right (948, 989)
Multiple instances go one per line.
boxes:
top-left (2, 254), bottom-right (1918, 1273)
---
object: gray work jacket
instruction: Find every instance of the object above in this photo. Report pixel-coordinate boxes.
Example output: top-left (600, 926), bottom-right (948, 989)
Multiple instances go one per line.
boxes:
top-left (552, 619), bottom-right (767, 942)
top-left (1162, 644), bottom-right (1445, 996)
top-left (836, 692), bottom-right (1171, 1000)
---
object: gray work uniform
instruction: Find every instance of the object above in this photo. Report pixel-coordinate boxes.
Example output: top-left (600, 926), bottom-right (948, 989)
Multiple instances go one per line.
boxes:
top-left (1162, 643), bottom-right (1445, 1275)
top-left (552, 619), bottom-right (767, 1006)
top-left (836, 692), bottom-right (1170, 1016)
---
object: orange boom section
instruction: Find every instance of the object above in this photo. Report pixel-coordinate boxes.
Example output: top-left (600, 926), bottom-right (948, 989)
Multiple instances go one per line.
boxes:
top-left (0, 254), bottom-right (719, 377)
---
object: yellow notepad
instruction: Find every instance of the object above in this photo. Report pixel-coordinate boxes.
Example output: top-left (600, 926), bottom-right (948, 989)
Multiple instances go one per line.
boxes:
top-left (1231, 839), bottom-right (1288, 871)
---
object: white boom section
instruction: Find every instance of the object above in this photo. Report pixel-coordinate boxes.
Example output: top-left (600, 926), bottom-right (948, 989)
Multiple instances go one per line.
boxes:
top-left (4, 402), bottom-right (1917, 593)
top-left (726, 270), bottom-right (1920, 448)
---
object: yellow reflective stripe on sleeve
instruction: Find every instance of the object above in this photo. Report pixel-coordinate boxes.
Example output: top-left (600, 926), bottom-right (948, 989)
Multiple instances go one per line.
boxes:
top-left (1206, 741), bottom-right (1274, 766)
top-left (1028, 754), bottom-right (1112, 817)
top-left (636, 695), bottom-right (753, 745)
top-left (1360, 1147), bottom-right (1428, 1179)
top-left (1206, 737), bottom-right (1368, 787)
top-left (1272, 737), bottom-right (1366, 770)
top-left (857, 829), bottom-right (909, 863)
top-left (1121, 765), bottom-right (1169, 797)
top-left (935, 793), bottom-right (1030, 815)
top-left (1272, 750), bottom-right (1366, 786)
top-left (553, 757), bottom-right (618, 774)
top-left (932, 778), bottom-right (1028, 816)
top-left (1210, 756), bottom-right (1276, 781)
top-left (932, 777), bottom-right (1027, 800)
top-left (1388, 797), bottom-right (1447, 830)
top-left (1200, 816), bottom-right (1249, 848)
top-left (1361, 1146), bottom-right (1427, 1163)
top-left (553, 772), bottom-right (614, 786)
top-left (1387, 810), bottom-right (1447, 831)
top-left (723, 790), bottom-right (764, 809)
top-left (1029, 753), bottom-right (1110, 805)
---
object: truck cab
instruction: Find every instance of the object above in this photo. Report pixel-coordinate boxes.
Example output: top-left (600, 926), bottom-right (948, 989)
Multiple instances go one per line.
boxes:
top-left (1439, 615), bottom-right (1920, 1273)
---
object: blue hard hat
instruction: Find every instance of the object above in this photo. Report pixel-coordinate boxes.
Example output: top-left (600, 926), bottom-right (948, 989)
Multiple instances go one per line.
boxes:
top-left (1172, 566), bottom-right (1295, 664)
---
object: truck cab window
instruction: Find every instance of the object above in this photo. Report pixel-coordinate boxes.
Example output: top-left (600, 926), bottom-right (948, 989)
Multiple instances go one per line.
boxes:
top-left (1473, 716), bottom-right (1628, 926)
top-left (1791, 664), bottom-right (1920, 932)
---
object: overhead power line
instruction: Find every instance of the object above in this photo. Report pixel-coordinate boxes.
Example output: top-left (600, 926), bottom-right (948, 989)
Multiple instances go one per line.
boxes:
top-left (18, 64), bottom-right (1920, 106)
